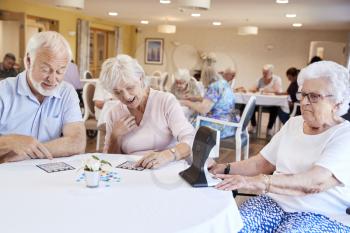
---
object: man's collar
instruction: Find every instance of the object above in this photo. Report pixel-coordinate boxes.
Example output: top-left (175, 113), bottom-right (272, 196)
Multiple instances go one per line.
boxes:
top-left (17, 71), bottom-right (62, 99)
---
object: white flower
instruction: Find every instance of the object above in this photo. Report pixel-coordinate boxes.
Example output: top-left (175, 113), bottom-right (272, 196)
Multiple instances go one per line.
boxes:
top-left (82, 156), bottom-right (112, 172)
top-left (100, 162), bottom-right (112, 172)
top-left (84, 157), bottom-right (101, 172)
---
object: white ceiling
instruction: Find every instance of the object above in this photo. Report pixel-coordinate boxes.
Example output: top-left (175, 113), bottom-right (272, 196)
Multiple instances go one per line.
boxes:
top-left (28, 0), bottom-right (350, 30)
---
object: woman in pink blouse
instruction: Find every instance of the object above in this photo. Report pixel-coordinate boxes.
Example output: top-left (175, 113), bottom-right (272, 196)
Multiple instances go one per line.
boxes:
top-left (99, 55), bottom-right (194, 169)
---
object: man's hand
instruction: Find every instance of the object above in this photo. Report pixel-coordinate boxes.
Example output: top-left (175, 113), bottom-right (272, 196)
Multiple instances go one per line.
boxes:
top-left (3, 135), bottom-right (52, 160)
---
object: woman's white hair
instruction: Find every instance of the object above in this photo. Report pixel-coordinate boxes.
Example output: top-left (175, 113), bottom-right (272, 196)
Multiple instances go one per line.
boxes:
top-left (174, 68), bottom-right (191, 82)
top-left (25, 31), bottom-right (72, 69)
top-left (99, 54), bottom-right (145, 93)
top-left (298, 60), bottom-right (350, 116)
top-left (224, 67), bottom-right (236, 74)
top-left (201, 65), bottom-right (222, 87)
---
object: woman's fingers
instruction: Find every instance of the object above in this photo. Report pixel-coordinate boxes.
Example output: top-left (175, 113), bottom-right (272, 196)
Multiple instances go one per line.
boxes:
top-left (136, 153), bottom-right (156, 168)
top-left (215, 174), bottom-right (231, 179)
top-left (136, 151), bottom-right (171, 169)
top-left (124, 116), bottom-right (135, 125)
top-left (152, 160), bottom-right (161, 169)
top-left (215, 175), bottom-right (244, 191)
top-left (134, 158), bottom-right (144, 167)
top-left (216, 179), bottom-right (239, 190)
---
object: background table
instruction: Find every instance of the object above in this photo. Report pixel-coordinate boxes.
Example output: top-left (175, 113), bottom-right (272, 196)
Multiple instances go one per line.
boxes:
top-left (235, 92), bottom-right (289, 137)
top-left (0, 154), bottom-right (243, 233)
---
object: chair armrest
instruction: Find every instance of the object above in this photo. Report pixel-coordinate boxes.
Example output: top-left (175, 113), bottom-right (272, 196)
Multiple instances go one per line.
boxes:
top-left (83, 108), bottom-right (89, 121)
top-left (196, 116), bottom-right (240, 128)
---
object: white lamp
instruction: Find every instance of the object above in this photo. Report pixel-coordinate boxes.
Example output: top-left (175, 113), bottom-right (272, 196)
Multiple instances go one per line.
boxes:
top-left (158, 24), bottom-right (176, 34)
top-left (238, 26), bottom-right (258, 35)
top-left (178, 0), bottom-right (210, 10)
top-left (55, 0), bottom-right (84, 10)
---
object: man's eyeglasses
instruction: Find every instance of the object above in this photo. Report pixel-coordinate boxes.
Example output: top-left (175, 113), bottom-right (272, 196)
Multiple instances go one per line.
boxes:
top-left (296, 92), bottom-right (333, 103)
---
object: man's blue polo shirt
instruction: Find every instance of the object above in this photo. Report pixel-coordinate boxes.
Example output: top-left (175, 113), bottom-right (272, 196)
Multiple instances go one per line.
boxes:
top-left (0, 71), bottom-right (83, 142)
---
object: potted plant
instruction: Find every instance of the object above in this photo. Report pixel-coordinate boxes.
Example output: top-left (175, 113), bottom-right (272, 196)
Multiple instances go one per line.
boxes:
top-left (83, 155), bottom-right (112, 188)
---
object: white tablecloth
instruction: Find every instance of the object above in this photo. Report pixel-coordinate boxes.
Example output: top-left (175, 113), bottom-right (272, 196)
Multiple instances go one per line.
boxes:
top-left (0, 154), bottom-right (243, 233)
top-left (235, 92), bottom-right (289, 113)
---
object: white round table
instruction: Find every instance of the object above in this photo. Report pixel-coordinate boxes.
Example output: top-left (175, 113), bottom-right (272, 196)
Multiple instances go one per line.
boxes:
top-left (0, 154), bottom-right (243, 233)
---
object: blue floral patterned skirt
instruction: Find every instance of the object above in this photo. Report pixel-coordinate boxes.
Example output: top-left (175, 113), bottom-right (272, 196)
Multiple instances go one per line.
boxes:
top-left (239, 195), bottom-right (350, 233)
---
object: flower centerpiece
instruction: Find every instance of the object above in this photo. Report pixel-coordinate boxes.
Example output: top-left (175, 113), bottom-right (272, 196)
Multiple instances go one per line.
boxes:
top-left (83, 155), bottom-right (112, 188)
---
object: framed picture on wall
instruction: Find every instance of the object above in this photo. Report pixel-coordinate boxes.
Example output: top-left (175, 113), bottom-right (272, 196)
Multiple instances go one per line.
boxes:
top-left (145, 38), bottom-right (163, 65)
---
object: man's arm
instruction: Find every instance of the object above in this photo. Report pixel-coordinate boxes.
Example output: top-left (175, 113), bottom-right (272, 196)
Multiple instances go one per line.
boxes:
top-left (44, 122), bottom-right (86, 157)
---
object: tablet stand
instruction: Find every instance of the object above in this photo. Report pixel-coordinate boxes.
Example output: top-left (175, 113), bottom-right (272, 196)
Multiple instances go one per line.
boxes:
top-left (179, 126), bottom-right (221, 187)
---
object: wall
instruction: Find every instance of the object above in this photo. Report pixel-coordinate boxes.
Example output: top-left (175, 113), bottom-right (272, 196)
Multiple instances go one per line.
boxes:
top-left (0, 20), bottom-right (20, 60)
top-left (135, 27), bottom-right (348, 89)
top-left (0, 0), bottom-right (136, 59)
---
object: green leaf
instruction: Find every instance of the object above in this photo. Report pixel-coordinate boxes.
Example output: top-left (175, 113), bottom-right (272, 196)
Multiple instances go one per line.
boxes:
top-left (84, 165), bottom-right (92, 172)
top-left (101, 160), bottom-right (112, 166)
top-left (92, 155), bottom-right (100, 161)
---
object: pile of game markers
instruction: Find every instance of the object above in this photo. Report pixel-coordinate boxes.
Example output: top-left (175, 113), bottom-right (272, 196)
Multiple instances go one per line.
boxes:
top-left (76, 171), bottom-right (121, 187)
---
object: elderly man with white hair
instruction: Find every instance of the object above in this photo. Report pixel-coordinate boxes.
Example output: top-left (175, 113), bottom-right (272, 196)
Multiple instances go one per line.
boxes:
top-left (210, 61), bottom-right (350, 232)
top-left (170, 68), bottom-right (202, 100)
top-left (0, 31), bottom-right (86, 163)
top-left (250, 64), bottom-right (283, 136)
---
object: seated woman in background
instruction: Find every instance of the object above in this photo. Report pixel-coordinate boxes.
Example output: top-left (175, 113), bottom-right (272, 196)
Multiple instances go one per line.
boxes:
top-left (100, 55), bottom-right (194, 169)
top-left (222, 67), bottom-right (236, 89)
top-left (210, 61), bottom-right (350, 232)
top-left (180, 66), bottom-right (236, 138)
top-left (277, 67), bottom-right (300, 124)
top-left (170, 68), bottom-right (203, 99)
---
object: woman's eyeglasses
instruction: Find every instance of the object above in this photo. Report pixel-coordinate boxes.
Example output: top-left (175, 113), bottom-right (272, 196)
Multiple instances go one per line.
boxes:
top-left (296, 92), bottom-right (333, 103)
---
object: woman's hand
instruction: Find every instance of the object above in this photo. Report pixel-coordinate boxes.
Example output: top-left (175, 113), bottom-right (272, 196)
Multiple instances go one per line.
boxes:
top-left (111, 115), bottom-right (137, 137)
top-left (214, 174), bottom-right (249, 191)
top-left (179, 99), bottom-right (191, 107)
top-left (208, 160), bottom-right (227, 175)
top-left (135, 150), bottom-right (174, 169)
top-left (183, 95), bottom-right (201, 102)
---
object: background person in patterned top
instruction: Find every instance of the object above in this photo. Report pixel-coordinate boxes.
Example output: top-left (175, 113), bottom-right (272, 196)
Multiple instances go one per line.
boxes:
top-left (0, 31), bottom-right (86, 163)
top-left (180, 65), bottom-right (236, 138)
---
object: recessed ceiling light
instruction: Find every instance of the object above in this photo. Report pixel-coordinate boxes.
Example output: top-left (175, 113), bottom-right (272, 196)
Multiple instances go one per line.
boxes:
top-left (292, 23), bottom-right (303, 27)
top-left (108, 12), bottom-right (118, 16)
top-left (160, 0), bottom-right (171, 4)
top-left (191, 13), bottom-right (201, 17)
top-left (276, 0), bottom-right (288, 3)
top-left (140, 20), bottom-right (149, 24)
top-left (285, 14), bottom-right (296, 18)
top-left (212, 21), bottom-right (222, 26)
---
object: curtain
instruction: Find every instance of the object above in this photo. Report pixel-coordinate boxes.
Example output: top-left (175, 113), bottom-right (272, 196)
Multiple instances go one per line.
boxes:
top-left (77, 19), bottom-right (90, 79)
